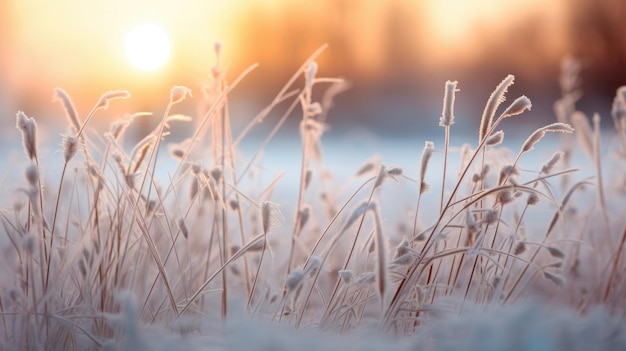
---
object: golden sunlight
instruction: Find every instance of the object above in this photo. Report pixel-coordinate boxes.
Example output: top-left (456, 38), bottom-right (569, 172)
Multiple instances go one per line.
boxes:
top-left (125, 23), bottom-right (171, 71)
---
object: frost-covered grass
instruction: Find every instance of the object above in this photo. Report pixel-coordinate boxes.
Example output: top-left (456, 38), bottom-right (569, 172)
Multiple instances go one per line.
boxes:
top-left (2, 47), bottom-right (626, 350)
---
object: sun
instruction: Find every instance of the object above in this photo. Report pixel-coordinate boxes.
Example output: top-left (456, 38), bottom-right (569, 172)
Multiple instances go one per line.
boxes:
top-left (125, 23), bottom-right (171, 71)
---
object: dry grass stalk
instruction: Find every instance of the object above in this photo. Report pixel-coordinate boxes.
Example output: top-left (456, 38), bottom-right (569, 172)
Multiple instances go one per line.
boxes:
top-left (53, 88), bottom-right (81, 131)
top-left (5, 49), bottom-right (626, 348)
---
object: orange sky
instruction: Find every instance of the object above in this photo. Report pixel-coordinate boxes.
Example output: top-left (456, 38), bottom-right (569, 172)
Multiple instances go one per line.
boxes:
top-left (2, 0), bottom-right (616, 133)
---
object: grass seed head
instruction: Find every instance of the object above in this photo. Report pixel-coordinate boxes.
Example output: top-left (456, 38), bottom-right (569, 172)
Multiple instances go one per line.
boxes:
top-left (16, 111), bottom-right (38, 161)
top-left (373, 164), bottom-right (388, 190)
top-left (305, 256), bottom-right (321, 276)
top-left (169, 86), bottom-right (192, 105)
top-left (500, 95), bottom-right (532, 119)
top-left (95, 90), bottom-right (131, 110)
top-left (543, 271), bottom-right (566, 287)
top-left (486, 130), bottom-right (505, 146)
top-left (527, 193), bottom-right (540, 206)
top-left (439, 80), bottom-right (458, 127)
top-left (286, 268), bottom-right (305, 293)
top-left (177, 218), bottom-right (189, 239)
top-left (62, 134), bottom-right (79, 163)
top-left (480, 74), bottom-right (515, 142)
top-left (514, 241), bottom-right (527, 255)
top-left (298, 206), bottom-right (311, 230)
top-left (541, 151), bottom-right (563, 175)
top-left (355, 158), bottom-right (378, 177)
top-left (496, 190), bottom-right (514, 205)
top-left (521, 123), bottom-right (574, 154)
top-left (338, 270), bottom-right (354, 285)
top-left (547, 246), bottom-right (565, 259)
top-left (260, 201), bottom-right (282, 234)
top-left (53, 88), bottom-right (80, 131)
top-left (419, 141), bottom-right (435, 193)
top-left (483, 209), bottom-right (500, 225)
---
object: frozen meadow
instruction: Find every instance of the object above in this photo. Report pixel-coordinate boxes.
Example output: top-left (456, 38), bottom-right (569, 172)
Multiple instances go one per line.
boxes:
top-left (1, 51), bottom-right (626, 350)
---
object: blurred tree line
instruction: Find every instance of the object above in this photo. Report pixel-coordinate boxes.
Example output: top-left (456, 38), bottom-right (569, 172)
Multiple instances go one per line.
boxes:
top-left (234, 0), bottom-right (625, 101)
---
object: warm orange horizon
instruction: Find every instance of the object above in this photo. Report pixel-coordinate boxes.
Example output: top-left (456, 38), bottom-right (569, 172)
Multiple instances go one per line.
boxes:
top-left (1, 0), bottom-right (624, 130)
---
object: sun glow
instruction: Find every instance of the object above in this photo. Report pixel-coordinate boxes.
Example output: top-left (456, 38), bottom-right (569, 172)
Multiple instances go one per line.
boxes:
top-left (125, 23), bottom-right (171, 71)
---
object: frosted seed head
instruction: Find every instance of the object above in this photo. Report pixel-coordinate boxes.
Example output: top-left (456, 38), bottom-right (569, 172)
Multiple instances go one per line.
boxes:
top-left (286, 269), bottom-right (305, 292)
top-left (465, 212), bottom-right (480, 236)
top-left (541, 151), bottom-right (563, 175)
top-left (394, 237), bottom-right (410, 257)
top-left (547, 246), bottom-right (565, 259)
top-left (260, 201), bottom-right (282, 234)
top-left (305, 256), bottom-right (321, 275)
top-left (62, 134), bottom-right (79, 162)
top-left (419, 141), bottom-right (435, 193)
top-left (514, 242), bottom-right (527, 255)
top-left (342, 202), bottom-right (375, 233)
top-left (527, 193), bottom-right (540, 206)
top-left (261, 201), bottom-right (272, 234)
top-left (522, 130), bottom-right (546, 153)
top-left (483, 209), bottom-right (499, 225)
top-left (500, 95), bottom-right (532, 119)
top-left (338, 270), bottom-right (354, 284)
top-left (522, 123), bottom-right (574, 153)
top-left (177, 218), bottom-right (189, 239)
top-left (480, 74), bottom-right (515, 142)
top-left (95, 90), bottom-right (131, 110)
top-left (170, 147), bottom-right (185, 160)
top-left (373, 164), bottom-right (388, 190)
top-left (439, 80), bottom-right (458, 127)
top-left (387, 166), bottom-right (403, 178)
top-left (53, 88), bottom-right (80, 130)
top-left (485, 130), bottom-right (505, 146)
top-left (543, 271), bottom-right (565, 287)
top-left (298, 206), bottom-right (311, 230)
top-left (355, 159), bottom-right (377, 177)
top-left (16, 111), bottom-right (38, 161)
top-left (210, 167), bottom-right (222, 182)
top-left (498, 164), bottom-right (519, 184)
top-left (542, 122), bottom-right (575, 134)
top-left (191, 164), bottom-right (203, 175)
top-left (386, 166), bottom-right (403, 183)
top-left (472, 173), bottom-right (481, 183)
top-left (496, 190), bottom-right (514, 205)
top-left (229, 200), bottom-right (239, 210)
top-left (169, 86), bottom-right (192, 104)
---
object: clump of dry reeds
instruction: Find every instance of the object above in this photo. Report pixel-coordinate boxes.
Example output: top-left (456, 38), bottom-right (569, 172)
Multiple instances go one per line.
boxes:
top-left (1, 48), bottom-right (625, 350)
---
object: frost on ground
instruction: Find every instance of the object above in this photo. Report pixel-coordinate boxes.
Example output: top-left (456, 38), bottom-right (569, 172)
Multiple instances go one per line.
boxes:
top-left (101, 299), bottom-right (626, 351)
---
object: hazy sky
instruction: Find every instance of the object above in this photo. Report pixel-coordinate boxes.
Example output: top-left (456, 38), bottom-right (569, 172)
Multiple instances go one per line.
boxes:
top-left (0, 0), bottom-right (623, 133)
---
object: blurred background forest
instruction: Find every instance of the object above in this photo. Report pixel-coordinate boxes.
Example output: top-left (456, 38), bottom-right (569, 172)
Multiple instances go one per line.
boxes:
top-left (0, 0), bottom-right (624, 138)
